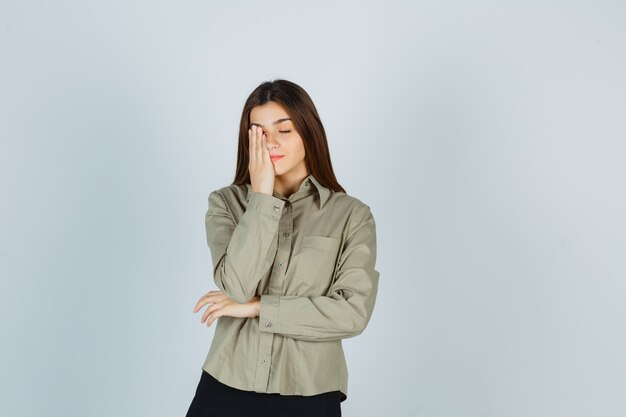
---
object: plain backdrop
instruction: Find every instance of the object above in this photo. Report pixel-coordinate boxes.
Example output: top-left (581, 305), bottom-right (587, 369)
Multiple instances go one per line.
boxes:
top-left (1, 1), bottom-right (625, 416)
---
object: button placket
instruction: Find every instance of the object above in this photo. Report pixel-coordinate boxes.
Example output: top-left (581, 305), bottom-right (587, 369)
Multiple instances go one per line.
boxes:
top-left (254, 198), bottom-right (293, 392)
top-left (271, 202), bottom-right (293, 284)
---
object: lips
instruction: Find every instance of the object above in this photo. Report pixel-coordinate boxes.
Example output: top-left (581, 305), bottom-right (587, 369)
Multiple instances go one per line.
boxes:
top-left (270, 155), bottom-right (284, 161)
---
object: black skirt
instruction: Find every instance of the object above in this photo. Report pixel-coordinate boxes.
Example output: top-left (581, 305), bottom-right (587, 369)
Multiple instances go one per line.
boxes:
top-left (186, 369), bottom-right (342, 417)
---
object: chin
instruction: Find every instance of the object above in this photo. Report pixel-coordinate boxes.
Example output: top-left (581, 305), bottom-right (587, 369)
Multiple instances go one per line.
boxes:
top-left (272, 163), bottom-right (289, 177)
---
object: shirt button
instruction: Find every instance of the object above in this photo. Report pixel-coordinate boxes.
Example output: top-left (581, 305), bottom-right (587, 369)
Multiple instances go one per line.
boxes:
top-left (278, 262), bottom-right (284, 268)
top-left (274, 204), bottom-right (280, 211)
top-left (282, 232), bottom-right (290, 237)
top-left (265, 321), bottom-right (272, 327)
top-left (261, 359), bottom-right (267, 365)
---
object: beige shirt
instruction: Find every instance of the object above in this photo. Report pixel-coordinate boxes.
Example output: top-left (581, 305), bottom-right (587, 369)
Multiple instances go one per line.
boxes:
top-left (201, 173), bottom-right (380, 403)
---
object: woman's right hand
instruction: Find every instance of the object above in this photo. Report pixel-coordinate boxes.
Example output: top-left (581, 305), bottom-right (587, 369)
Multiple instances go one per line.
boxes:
top-left (248, 125), bottom-right (275, 195)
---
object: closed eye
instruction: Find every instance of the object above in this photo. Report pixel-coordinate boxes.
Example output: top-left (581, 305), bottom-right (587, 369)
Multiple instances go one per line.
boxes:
top-left (279, 130), bottom-right (291, 133)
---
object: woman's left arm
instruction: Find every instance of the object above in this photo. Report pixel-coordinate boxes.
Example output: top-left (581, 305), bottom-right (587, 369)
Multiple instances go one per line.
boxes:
top-left (258, 205), bottom-right (380, 342)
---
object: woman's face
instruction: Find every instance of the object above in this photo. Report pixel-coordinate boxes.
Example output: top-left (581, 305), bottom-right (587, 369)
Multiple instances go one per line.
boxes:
top-left (249, 101), bottom-right (308, 178)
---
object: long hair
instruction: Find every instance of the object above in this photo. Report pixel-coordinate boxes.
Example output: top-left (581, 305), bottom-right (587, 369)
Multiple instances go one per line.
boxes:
top-left (232, 79), bottom-right (346, 193)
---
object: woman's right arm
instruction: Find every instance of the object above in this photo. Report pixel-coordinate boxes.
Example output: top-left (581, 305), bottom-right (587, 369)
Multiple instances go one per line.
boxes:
top-left (204, 189), bottom-right (285, 304)
top-left (205, 124), bottom-right (279, 304)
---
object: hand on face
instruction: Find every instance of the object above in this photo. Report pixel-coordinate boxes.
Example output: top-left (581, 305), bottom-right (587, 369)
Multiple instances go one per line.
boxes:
top-left (248, 125), bottom-right (275, 195)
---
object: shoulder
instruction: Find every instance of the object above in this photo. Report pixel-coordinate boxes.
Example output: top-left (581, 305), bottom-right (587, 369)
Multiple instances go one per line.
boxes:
top-left (208, 184), bottom-right (247, 202)
top-left (329, 193), bottom-right (377, 246)
top-left (206, 184), bottom-right (250, 217)
top-left (328, 191), bottom-right (375, 223)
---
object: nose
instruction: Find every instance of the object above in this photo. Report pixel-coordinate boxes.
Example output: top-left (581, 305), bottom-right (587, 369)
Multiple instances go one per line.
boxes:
top-left (265, 130), bottom-right (279, 149)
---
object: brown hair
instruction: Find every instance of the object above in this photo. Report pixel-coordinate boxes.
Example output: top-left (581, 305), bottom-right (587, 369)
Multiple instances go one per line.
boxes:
top-left (231, 79), bottom-right (346, 193)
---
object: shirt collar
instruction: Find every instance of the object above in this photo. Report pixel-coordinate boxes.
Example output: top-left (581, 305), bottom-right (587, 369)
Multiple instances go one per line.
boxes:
top-left (305, 173), bottom-right (331, 209)
top-left (245, 173), bottom-right (331, 209)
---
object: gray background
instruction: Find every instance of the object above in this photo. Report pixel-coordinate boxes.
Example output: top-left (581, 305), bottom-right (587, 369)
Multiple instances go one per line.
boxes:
top-left (2, 1), bottom-right (625, 416)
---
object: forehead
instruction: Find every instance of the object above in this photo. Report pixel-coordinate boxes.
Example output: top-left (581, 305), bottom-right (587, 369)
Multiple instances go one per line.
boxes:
top-left (249, 101), bottom-right (291, 124)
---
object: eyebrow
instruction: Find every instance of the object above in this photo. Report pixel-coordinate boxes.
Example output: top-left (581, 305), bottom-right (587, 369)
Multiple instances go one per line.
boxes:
top-left (250, 118), bottom-right (291, 128)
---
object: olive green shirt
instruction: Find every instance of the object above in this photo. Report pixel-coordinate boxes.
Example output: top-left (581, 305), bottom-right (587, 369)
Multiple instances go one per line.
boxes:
top-left (201, 173), bottom-right (380, 403)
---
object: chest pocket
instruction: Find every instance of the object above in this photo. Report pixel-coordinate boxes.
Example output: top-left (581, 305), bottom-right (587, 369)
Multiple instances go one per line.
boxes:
top-left (293, 236), bottom-right (341, 293)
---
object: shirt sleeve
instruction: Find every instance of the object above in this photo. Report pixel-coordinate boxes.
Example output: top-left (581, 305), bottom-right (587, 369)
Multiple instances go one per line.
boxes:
top-left (205, 190), bottom-right (285, 304)
top-left (258, 205), bottom-right (380, 342)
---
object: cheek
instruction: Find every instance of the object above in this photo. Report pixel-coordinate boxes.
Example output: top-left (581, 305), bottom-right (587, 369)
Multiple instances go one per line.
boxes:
top-left (291, 137), bottom-right (306, 157)
top-left (281, 136), bottom-right (305, 157)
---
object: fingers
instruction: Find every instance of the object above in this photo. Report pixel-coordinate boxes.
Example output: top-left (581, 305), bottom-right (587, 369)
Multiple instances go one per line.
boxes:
top-left (249, 125), bottom-right (266, 167)
top-left (256, 127), bottom-right (265, 164)
top-left (261, 134), bottom-right (270, 164)
top-left (201, 300), bottom-right (228, 325)
top-left (248, 127), bottom-right (255, 164)
top-left (249, 126), bottom-right (257, 164)
top-left (193, 290), bottom-right (260, 327)
top-left (256, 126), bottom-right (264, 164)
top-left (193, 290), bottom-right (225, 312)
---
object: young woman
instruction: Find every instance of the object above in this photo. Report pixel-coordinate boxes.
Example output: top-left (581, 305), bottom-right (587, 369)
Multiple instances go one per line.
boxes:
top-left (186, 79), bottom-right (380, 417)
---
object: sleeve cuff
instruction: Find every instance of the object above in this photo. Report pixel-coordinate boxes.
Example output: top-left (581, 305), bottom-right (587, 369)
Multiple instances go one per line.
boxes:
top-left (259, 294), bottom-right (280, 334)
top-left (248, 192), bottom-right (285, 219)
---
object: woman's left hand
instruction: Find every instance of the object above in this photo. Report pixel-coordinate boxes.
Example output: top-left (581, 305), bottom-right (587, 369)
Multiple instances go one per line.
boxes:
top-left (193, 290), bottom-right (261, 327)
